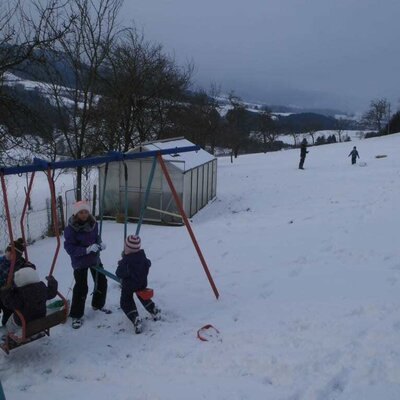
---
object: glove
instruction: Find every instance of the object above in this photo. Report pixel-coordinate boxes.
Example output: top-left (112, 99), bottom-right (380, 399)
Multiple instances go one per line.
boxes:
top-left (99, 242), bottom-right (106, 251)
top-left (86, 244), bottom-right (101, 254)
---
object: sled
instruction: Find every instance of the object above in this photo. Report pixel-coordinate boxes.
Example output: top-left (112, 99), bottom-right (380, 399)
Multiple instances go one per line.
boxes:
top-left (136, 288), bottom-right (154, 301)
top-left (1, 294), bottom-right (68, 355)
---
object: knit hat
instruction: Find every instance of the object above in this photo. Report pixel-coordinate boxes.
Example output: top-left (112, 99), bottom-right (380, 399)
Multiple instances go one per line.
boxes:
top-left (124, 235), bottom-right (141, 254)
top-left (6, 238), bottom-right (25, 257)
top-left (14, 267), bottom-right (40, 287)
top-left (73, 200), bottom-right (91, 216)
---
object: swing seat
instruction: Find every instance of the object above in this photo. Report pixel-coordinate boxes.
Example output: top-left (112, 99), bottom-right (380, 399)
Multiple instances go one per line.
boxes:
top-left (136, 288), bottom-right (154, 301)
top-left (1, 294), bottom-right (69, 354)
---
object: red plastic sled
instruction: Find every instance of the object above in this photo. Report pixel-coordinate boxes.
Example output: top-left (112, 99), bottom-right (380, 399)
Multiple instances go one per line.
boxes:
top-left (136, 288), bottom-right (154, 301)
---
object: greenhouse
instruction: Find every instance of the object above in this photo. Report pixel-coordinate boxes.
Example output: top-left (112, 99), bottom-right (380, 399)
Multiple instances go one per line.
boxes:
top-left (99, 138), bottom-right (217, 224)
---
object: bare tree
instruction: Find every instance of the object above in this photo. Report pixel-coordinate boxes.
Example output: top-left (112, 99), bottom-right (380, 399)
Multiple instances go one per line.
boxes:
top-left (362, 98), bottom-right (390, 132)
top-left (256, 109), bottom-right (280, 153)
top-left (95, 28), bottom-right (192, 152)
top-left (285, 128), bottom-right (299, 147)
top-left (224, 93), bottom-right (251, 162)
top-left (335, 117), bottom-right (347, 142)
top-left (44, 0), bottom-right (123, 199)
top-left (0, 0), bottom-right (71, 75)
top-left (0, 0), bottom-right (71, 164)
top-left (305, 121), bottom-right (322, 145)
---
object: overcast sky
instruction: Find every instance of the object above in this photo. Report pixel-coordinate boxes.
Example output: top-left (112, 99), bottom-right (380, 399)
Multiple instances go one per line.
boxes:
top-left (122, 0), bottom-right (400, 112)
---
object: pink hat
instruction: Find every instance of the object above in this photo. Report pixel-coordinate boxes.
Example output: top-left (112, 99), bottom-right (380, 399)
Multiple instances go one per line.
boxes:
top-left (73, 200), bottom-right (91, 215)
top-left (124, 235), bottom-right (141, 254)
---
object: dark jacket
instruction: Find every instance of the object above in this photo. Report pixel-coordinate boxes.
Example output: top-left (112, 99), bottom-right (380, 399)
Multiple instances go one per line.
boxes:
top-left (0, 256), bottom-right (36, 287)
top-left (349, 149), bottom-right (359, 159)
top-left (64, 215), bottom-right (100, 270)
top-left (116, 250), bottom-right (151, 291)
top-left (300, 142), bottom-right (308, 157)
top-left (0, 276), bottom-right (58, 326)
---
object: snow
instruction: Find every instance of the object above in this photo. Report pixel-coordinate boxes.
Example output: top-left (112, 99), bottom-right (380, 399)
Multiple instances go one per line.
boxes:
top-left (132, 139), bottom-right (215, 171)
top-left (2, 134), bottom-right (400, 399)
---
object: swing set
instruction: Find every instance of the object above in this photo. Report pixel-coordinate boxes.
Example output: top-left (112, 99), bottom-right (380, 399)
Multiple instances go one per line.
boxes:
top-left (0, 145), bottom-right (219, 354)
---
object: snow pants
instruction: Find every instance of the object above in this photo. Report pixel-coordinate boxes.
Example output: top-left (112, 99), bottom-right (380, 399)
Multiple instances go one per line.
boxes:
top-left (0, 300), bottom-right (12, 326)
top-left (69, 265), bottom-right (108, 319)
top-left (352, 157), bottom-right (357, 165)
top-left (120, 279), bottom-right (155, 321)
top-left (299, 155), bottom-right (306, 169)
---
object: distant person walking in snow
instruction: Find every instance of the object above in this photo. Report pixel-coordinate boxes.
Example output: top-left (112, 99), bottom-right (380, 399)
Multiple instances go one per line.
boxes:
top-left (64, 201), bottom-right (108, 329)
top-left (348, 146), bottom-right (360, 165)
top-left (299, 138), bottom-right (309, 169)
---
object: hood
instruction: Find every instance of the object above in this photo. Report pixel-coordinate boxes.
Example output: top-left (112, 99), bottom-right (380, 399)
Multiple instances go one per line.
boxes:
top-left (14, 267), bottom-right (40, 287)
top-left (68, 215), bottom-right (97, 233)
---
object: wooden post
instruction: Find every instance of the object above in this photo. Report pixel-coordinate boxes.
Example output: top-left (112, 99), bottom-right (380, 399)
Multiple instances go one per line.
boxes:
top-left (58, 195), bottom-right (65, 232)
top-left (92, 184), bottom-right (97, 217)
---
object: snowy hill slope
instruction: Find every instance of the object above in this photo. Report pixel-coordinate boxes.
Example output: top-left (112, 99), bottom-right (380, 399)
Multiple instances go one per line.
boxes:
top-left (2, 135), bottom-right (400, 399)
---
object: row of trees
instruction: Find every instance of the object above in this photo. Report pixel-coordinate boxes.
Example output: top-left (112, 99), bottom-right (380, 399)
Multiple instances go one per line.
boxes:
top-left (0, 0), bottom-right (201, 194)
top-left (2, 1), bottom-right (397, 195)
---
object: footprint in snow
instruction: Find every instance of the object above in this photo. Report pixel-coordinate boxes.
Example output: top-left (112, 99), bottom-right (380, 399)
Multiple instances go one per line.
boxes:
top-left (316, 369), bottom-right (350, 400)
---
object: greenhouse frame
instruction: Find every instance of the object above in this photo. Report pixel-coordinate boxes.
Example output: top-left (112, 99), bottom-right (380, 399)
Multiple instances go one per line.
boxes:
top-left (99, 138), bottom-right (217, 224)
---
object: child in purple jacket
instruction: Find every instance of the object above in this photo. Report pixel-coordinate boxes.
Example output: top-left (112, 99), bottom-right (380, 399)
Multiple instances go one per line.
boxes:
top-left (64, 201), bottom-right (108, 329)
top-left (116, 235), bottom-right (160, 334)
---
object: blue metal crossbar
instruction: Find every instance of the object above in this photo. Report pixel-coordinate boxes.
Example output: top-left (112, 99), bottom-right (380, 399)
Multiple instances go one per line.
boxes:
top-left (92, 265), bottom-right (121, 283)
top-left (0, 380), bottom-right (5, 400)
top-left (0, 146), bottom-right (199, 175)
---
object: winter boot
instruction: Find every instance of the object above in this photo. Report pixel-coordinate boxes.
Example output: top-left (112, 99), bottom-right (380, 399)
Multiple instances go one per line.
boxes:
top-left (133, 316), bottom-right (143, 334)
top-left (150, 306), bottom-right (161, 321)
top-left (128, 311), bottom-right (142, 334)
top-left (72, 318), bottom-right (83, 329)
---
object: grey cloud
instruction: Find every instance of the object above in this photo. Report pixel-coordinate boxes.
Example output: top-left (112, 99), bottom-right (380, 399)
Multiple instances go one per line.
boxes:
top-left (122, 0), bottom-right (400, 112)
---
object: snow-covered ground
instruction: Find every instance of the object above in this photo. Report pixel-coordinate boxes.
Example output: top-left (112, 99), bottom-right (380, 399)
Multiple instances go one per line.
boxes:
top-left (2, 134), bottom-right (400, 399)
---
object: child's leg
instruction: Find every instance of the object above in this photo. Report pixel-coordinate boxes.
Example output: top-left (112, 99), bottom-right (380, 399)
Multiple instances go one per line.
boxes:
top-left (90, 265), bottom-right (108, 310)
top-left (0, 300), bottom-right (12, 326)
top-left (137, 296), bottom-right (156, 314)
top-left (70, 268), bottom-right (89, 319)
top-left (5, 315), bottom-right (22, 336)
top-left (1, 307), bottom-right (12, 326)
top-left (120, 280), bottom-right (139, 322)
top-left (137, 296), bottom-right (161, 320)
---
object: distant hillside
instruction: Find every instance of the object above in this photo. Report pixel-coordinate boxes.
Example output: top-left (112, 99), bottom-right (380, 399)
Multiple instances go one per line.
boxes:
top-left (278, 113), bottom-right (338, 131)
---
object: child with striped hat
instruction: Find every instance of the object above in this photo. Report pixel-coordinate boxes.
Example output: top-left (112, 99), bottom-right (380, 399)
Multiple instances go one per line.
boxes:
top-left (116, 235), bottom-right (160, 333)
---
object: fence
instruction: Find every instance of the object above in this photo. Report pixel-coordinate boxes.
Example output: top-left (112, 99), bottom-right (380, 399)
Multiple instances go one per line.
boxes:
top-left (0, 170), bottom-right (97, 253)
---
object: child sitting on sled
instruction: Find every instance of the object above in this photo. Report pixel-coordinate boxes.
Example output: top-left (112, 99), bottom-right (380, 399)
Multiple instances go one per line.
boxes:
top-left (116, 235), bottom-right (160, 334)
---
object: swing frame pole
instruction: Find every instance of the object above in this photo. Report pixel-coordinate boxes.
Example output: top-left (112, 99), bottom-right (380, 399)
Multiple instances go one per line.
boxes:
top-left (1, 173), bottom-right (16, 286)
top-left (157, 154), bottom-right (219, 300)
top-left (20, 172), bottom-right (35, 262)
top-left (0, 380), bottom-right (6, 400)
top-left (123, 161), bottom-right (128, 240)
top-left (99, 163), bottom-right (109, 239)
top-left (136, 156), bottom-right (157, 236)
top-left (94, 163), bottom-right (109, 290)
top-left (46, 168), bottom-right (61, 277)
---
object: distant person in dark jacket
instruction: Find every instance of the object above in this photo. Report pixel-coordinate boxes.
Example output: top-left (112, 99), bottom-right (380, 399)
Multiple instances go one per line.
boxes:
top-left (116, 235), bottom-right (160, 334)
top-left (348, 146), bottom-right (360, 165)
top-left (0, 267), bottom-right (58, 335)
top-left (0, 239), bottom-right (36, 327)
top-left (64, 201), bottom-right (108, 329)
top-left (299, 138), bottom-right (309, 169)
